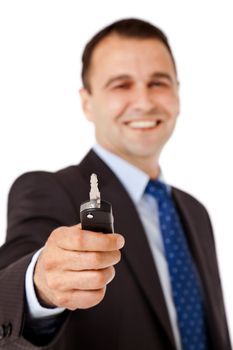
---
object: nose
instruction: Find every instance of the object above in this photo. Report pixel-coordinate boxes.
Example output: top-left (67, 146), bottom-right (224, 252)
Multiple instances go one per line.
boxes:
top-left (130, 84), bottom-right (154, 112)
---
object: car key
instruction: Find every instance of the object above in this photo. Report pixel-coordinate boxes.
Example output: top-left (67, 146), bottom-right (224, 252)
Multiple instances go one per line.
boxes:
top-left (80, 173), bottom-right (114, 233)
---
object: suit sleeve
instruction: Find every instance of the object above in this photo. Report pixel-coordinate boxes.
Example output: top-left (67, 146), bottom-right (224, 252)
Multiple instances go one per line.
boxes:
top-left (0, 171), bottom-right (78, 349)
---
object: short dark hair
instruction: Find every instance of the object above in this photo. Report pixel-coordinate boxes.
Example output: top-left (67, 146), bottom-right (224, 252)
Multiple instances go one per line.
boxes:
top-left (81, 18), bottom-right (177, 92)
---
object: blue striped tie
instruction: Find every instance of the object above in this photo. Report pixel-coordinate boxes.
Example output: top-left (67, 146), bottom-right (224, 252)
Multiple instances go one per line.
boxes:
top-left (145, 179), bottom-right (208, 350)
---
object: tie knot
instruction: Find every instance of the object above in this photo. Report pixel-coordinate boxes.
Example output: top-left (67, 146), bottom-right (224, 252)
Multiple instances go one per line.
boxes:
top-left (145, 179), bottom-right (169, 203)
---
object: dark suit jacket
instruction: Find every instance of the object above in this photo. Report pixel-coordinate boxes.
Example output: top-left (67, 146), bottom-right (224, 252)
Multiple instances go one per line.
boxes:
top-left (0, 150), bottom-right (231, 349)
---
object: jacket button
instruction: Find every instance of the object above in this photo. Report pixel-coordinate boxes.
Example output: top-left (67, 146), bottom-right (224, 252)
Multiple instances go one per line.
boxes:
top-left (0, 325), bottom-right (5, 340)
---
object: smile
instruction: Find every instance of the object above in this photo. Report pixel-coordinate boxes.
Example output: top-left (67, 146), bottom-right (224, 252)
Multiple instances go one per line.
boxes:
top-left (125, 120), bottom-right (161, 129)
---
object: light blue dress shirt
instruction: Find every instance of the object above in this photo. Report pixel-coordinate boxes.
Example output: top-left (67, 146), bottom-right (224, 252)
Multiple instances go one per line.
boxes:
top-left (93, 144), bottom-right (181, 350)
top-left (25, 144), bottom-right (182, 350)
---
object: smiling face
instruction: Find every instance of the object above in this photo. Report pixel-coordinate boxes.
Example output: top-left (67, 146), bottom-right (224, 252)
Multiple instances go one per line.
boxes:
top-left (80, 34), bottom-right (180, 176)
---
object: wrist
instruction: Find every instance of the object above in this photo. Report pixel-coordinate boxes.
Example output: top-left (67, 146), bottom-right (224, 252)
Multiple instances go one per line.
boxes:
top-left (33, 258), bottom-right (56, 308)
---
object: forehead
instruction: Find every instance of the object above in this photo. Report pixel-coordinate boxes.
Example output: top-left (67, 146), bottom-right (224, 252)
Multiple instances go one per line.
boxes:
top-left (89, 34), bottom-right (176, 80)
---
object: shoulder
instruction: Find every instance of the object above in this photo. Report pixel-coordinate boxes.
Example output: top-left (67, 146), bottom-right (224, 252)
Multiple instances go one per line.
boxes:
top-left (171, 185), bottom-right (211, 222)
top-left (7, 165), bottom-right (82, 206)
top-left (9, 164), bottom-right (81, 191)
top-left (7, 149), bottom-right (105, 208)
top-left (171, 186), bottom-right (216, 246)
top-left (7, 166), bottom-right (83, 229)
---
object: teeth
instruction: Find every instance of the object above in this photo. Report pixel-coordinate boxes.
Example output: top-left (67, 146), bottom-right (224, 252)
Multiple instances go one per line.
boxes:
top-left (127, 120), bottom-right (158, 129)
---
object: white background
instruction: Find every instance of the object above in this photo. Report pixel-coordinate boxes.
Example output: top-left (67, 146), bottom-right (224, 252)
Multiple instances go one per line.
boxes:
top-left (0, 0), bottom-right (232, 343)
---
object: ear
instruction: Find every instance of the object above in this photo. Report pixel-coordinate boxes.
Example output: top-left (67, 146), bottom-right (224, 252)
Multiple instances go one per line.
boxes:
top-left (79, 88), bottom-right (94, 121)
top-left (176, 81), bottom-right (181, 116)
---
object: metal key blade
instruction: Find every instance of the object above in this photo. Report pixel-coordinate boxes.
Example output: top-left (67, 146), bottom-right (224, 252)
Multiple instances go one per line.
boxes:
top-left (89, 173), bottom-right (101, 207)
top-left (80, 173), bottom-right (114, 232)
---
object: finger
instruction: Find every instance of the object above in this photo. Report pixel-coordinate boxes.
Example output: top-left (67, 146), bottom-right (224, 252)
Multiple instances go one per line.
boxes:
top-left (55, 288), bottom-right (107, 310)
top-left (54, 225), bottom-right (125, 252)
top-left (49, 267), bottom-right (115, 292)
top-left (61, 250), bottom-right (121, 271)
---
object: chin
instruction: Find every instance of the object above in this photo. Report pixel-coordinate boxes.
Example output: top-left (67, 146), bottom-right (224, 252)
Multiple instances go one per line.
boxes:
top-left (125, 147), bottom-right (161, 160)
top-left (127, 141), bottom-right (163, 154)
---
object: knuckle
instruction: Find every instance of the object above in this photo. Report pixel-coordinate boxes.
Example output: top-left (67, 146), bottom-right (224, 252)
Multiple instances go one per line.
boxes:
top-left (76, 288), bottom-right (106, 309)
top-left (108, 235), bottom-right (117, 250)
top-left (69, 292), bottom-right (83, 310)
top-left (84, 289), bottom-right (106, 308)
top-left (56, 225), bottom-right (68, 234)
top-left (67, 304), bottom-right (77, 311)
top-left (49, 226), bottom-right (69, 246)
top-left (55, 293), bottom-right (68, 307)
top-left (50, 226), bottom-right (65, 240)
top-left (47, 276), bottom-right (60, 290)
top-left (90, 252), bottom-right (101, 268)
top-left (75, 231), bottom-right (84, 249)
top-left (112, 234), bottom-right (122, 249)
top-left (43, 257), bottom-right (56, 271)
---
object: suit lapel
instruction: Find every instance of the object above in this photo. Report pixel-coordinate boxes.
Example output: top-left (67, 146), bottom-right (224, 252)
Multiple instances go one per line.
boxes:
top-left (79, 151), bottom-right (176, 348)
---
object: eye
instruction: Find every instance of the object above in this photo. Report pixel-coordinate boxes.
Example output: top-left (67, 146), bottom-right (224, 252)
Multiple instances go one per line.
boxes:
top-left (149, 81), bottom-right (167, 88)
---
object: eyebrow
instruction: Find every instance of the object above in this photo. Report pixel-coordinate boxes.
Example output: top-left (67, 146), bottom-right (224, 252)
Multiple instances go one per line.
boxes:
top-left (103, 72), bottom-right (174, 89)
top-left (150, 72), bottom-right (173, 82)
top-left (103, 75), bottom-right (131, 89)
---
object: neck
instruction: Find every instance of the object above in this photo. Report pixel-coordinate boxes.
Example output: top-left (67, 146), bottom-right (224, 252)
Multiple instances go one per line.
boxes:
top-left (99, 146), bottom-right (160, 179)
top-left (95, 141), bottom-right (162, 178)
top-left (122, 155), bottom-right (161, 179)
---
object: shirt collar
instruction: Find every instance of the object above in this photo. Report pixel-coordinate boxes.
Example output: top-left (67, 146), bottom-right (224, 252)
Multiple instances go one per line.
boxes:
top-left (93, 144), bottom-right (166, 204)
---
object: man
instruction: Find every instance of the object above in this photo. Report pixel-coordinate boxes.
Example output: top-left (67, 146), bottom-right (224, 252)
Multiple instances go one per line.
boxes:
top-left (0, 18), bottom-right (231, 350)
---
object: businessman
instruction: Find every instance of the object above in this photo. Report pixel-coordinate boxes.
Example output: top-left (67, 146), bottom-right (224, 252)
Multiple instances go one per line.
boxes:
top-left (0, 18), bottom-right (231, 350)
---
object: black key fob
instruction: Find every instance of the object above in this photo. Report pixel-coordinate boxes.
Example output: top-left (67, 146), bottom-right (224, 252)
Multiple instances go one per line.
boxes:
top-left (80, 174), bottom-right (114, 233)
top-left (80, 199), bottom-right (114, 233)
